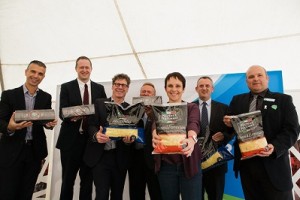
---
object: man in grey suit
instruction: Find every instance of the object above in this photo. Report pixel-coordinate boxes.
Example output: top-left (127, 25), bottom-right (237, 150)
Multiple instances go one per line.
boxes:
top-left (224, 65), bottom-right (300, 200)
top-left (56, 56), bottom-right (107, 200)
top-left (194, 76), bottom-right (232, 200)
top-left (0, 60), bottom-right (57, 200)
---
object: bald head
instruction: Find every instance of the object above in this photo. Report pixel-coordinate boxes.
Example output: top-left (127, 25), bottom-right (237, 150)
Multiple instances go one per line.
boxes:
top-left (246, 65), bottom-right (269, 94)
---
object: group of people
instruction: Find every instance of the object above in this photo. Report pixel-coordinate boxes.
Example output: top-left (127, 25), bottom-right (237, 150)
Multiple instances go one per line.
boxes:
top-left (0, 57), bottom-right (299, 200)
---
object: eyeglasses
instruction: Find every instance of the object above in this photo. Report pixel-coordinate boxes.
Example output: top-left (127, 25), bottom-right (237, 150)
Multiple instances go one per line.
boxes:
top-left (113, 83), bottom-right (128, 88)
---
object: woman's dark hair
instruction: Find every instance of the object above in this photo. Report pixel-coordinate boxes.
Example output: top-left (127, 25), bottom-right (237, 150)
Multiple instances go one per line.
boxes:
top-left (164, 72), bottom-right (186, 89)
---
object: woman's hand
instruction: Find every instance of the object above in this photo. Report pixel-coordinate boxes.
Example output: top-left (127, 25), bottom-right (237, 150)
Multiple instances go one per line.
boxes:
top-left (152, 129), bottom-right (161, 148)
top-left (181, 135), bottom-right (196, 157)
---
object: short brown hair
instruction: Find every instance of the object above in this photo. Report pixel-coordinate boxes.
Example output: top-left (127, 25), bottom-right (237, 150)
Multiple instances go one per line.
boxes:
top-left (112, 73), bottom-right (131, 86)
top-left (75, 56), bottom-right (92, 68)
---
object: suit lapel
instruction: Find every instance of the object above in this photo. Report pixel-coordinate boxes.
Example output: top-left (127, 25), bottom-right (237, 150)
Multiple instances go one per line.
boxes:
top-left (72, 80), bottom-right (83, 105)
top-left (210, 101), bottom-right (217, 130)
top-left (16, 86), bottom-right (26, 110)
top-left (241, 93), bottom-right (251, 113)
top-left (34, 91), bottom-right (42, 109)
top-left (90, 81), bottom-right (95, 103)
top-left (261, 91), bottom-right (275, 118)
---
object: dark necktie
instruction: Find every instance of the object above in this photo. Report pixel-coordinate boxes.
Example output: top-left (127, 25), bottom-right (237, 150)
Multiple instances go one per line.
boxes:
top-left (249, 95), bottom-right (257, 112)
top-left (82, 84), bottom-right (89, 131)
top-left (201, 102), bottom-right (208, 135)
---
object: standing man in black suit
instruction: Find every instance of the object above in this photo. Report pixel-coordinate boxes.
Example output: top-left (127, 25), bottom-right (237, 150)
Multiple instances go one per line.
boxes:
top-left (194, 76), bottom-right (231, 200)
top-left (84, 73), bottom-right (134, 200)
top-left (56, 56), bottom-right (107, 200)
top-left (128, 82), bottom-right (162, 200)
top-left (224, 65), bottom-right (300, 200)
top-left (0, 60), bottom-right (57, 200)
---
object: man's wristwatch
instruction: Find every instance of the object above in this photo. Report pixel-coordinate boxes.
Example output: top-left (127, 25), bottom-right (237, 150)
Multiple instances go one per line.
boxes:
top-left (189, 135), bottom-right (198, 143)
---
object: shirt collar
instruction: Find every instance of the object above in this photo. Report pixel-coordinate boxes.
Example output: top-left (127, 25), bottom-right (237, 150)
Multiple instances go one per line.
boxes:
top-left (77, 79), bottom-right (91, 88)
top-left (199, 98), bottom-right (212, 106)
top-left (250, 88), bottom-right (268, 99)
top-left (23, 84), bottom-right (39, 96)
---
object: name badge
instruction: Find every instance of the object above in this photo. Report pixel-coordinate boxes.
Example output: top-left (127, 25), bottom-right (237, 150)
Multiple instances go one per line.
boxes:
top-left (263, 98), bottom-right (275, 102)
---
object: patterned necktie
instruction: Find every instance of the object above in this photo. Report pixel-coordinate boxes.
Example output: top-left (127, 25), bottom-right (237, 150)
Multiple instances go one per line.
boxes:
top-left (201, 102), bottom-right (208, 135)
top-left (249, 95), bottom-right (258, 112)
top-left (82, 84), bottom-right (89, 131)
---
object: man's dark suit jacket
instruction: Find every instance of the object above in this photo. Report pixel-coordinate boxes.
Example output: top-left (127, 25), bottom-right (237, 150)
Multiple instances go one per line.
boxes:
top-left (194, 99), bottom-right (232, 173)
top-left (229, 89), bottom-right (300, 191)
top-left (56, 79), bottom-right (106, 151)
top-left (83, 98), bottom-right (132, 170)
top-left (143, 118), bottom-right (156, 170)
top-left (0, 86), bottom-right (52, 167)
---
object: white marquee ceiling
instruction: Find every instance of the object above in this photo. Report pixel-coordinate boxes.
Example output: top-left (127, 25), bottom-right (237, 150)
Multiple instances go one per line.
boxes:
top-left (1, 0), bottom-right (300, 99)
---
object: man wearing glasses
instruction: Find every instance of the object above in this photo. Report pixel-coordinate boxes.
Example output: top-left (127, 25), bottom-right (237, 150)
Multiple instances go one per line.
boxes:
top-left (84, 73), bottom-right (134, 200)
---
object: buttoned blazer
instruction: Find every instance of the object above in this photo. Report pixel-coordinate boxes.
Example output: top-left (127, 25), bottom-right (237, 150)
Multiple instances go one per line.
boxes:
top-left (229, 90), bottom-right (300, 191)
top-left (0, 86), bottom-right (52, 167)
top-left (56, 79), bottom-right (106, 151)
top-left (83, 98), bottom-right (132, 170)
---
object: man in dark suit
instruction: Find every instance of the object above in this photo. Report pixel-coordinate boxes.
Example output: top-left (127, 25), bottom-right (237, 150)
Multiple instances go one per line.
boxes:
top-left (56, 56), bottom-right (107, 200)
top-left (224, 65), bottom-right (300, 200)
top-left (194, 76), bottom-right (231, 200)
top-left (84, 73), bottom-right (134, 200)
top-left (128, 82), bottom-right (162, 200)
top-left (0, 60), bottom-right (57, 200)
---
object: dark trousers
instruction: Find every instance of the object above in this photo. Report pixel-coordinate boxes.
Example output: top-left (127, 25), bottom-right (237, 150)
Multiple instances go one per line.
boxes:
top-left (0, 143), bottom-right (41, 200)
top-left (93, 150), bottom-right (127, 200)
top-left (158, 162), bottom-right (202, 200)
top-left (59, 134), bottom-right (93, 200)
top-left (128, 148), bottom-right (162, 200)
top-left (240, 158), bottom-right (293, 200)
top-left (202, 164), bottom-right (226, 200)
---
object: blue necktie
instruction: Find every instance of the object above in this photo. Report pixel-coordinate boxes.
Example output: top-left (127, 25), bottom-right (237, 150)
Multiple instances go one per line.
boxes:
top-left (201, 102), bottom-right (208, 135)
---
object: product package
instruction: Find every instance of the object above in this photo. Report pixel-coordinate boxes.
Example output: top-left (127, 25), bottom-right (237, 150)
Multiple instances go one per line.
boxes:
top-left (199, 128), bottom-right (234, 171)
top-left (104, 102), bottom-right (145, 143)
top-left (15, 109), bottom-right (55, 124)
top-left (230, 110), bottom-right (268, 160)
top-left (152, 102), bottom-right (187, 154)
top-left (132, 96), bottom-right (163, 105)
top-left (62, 104), bottom-right (95, 119)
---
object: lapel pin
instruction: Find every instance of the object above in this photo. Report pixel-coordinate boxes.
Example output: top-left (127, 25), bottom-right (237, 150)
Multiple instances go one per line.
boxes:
top-left (271, 105), bottom-right (277, 110)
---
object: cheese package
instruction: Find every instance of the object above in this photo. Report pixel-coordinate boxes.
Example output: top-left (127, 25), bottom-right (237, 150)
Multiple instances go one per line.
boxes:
top-left (199, 126), bottom-right (234, 171)
top-left (230, 110), bottom-right (267, 160)
top-left (104, 102), bottom-right (145, 143)
top-left (201, 151), bottom-right (223, 170)
top-left (152, 102), bottom-right (188, 154)
top-left (132, 96), bottom-right (162, 105)
top-left (62, 104), bottom-right (95, 118)
top-left (15, 109), bottom-right (55, 124)
top-left (238, 137), bottom-right (268, 159)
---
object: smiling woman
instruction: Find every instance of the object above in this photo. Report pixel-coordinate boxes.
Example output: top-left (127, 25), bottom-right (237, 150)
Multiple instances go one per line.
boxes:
top-left (152, 72), bottom-right (202, 200)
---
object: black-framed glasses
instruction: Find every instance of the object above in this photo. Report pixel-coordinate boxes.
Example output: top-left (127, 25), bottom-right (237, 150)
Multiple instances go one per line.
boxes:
top-left (113, 83), bottom-right (128, 88)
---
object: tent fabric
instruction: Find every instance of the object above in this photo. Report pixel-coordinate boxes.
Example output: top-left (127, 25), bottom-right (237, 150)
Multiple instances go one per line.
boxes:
top-left (1, 1), bottom-right (300, 199)
top-left (1, 0), bottom-right (300, 98)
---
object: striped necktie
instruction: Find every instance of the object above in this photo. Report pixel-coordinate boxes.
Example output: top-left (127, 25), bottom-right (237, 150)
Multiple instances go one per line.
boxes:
top-left (249, 95), bottom-right (258, 112)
